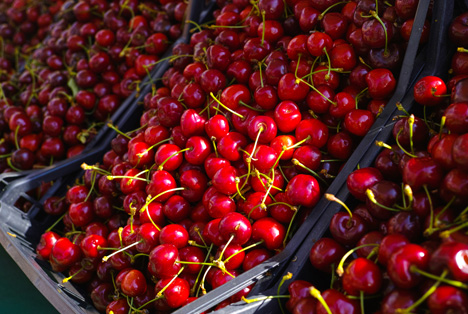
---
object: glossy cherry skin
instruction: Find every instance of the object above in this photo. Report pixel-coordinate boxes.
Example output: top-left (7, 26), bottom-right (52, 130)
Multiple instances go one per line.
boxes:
top-left (453, 133), bottom-right (468, 170)
top-left (147, 244), bottom-right (181, 279)
top-left (295, 119), bottom-right (329, 148)
top-left (309, 237), bottom-right (345, 273)
top-left (212, 165), bottom-right (239, 196)
top-left (36, 231), bottom-right (61, 260)
top-left (378, 234), bottom-right (410, 266)
top-left (343, 257), bottom-right (382, 296)
top-left (218, 212), bottom-right (252, 245)
top-left (251, 217), bottom-right (285, 250)
top-left (402, 156), bottom-right (444, 191)
top-left (243, 248), bottom-right (273, 271)
top-left (347, 167), bottom-right (383, 201)
top-left (49, 237), bottom-right (82, 272)
top-left (329, 212), bottom-right (368, 246)
top-left (413, 76), bottom-right (447, 106)
top-left (366, 68), bottom-right (396, 100)
top-left (381, 289), bottom-right (418, 314)
top-left (366, 180), bottom-right (401, 220)
top-left (316, 289), bottom-right (360, 314)
top-left (286, 280), bottom-right (313, 313)
top-left (120, 269), bottom-right (147, 297)
top-left (387, 243), bottom-right (429, 289)
top-left (285, 174), bottom-right (320, 208)
top-left (430, 241), bottom-right (468, 282)
top-left (427, 286), bottom-right (468, 314)
top-left (155, 277), bottom-right (190, 309)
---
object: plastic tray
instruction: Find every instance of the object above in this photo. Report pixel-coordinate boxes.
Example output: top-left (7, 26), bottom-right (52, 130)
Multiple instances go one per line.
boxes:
top-left (218, 0), bottom-right (455, 312)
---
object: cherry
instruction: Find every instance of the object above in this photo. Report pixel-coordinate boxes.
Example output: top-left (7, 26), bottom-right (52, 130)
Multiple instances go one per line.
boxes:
top-left (252, 217), bottom-right (285, 250)
top-left (309, 237), bottom-right (346, 273)
top-left (427, 286), bottom-right (468, 314)
top-left (380, 289), bottom-right (418, 314)
top-left (243, 248), bottom-right (273, 271)
top-left (430, 242), bottom-right (468, 282)
top-left (218, 212), bottom-right (252, 246)
top-left (329, 211), bottom-right (368, 246)
top-left (366, 68), bottom-right (396, 100)
top-left (155, 277), bottom-right (190, 309)
top-left (402, 156), bottom-right (444, 191)
top-left (342, 257), bottom-right (382, 296)
top-left (347, 167), bottom-right (383, 201)
top-left (387, 243), bottom-right (429, 289)
top-left (49, 237), bottom-right (82, 272)
top-left (285, 174), bottom-right (320, 208)
top-left (316, 289), bottom-right (360, 314)
top-left (413, 76), bottom-right (447, 106)
top-left (148, 244), bottom-right (181, 279)
top-left (36, 231), bottom-right (61, 260)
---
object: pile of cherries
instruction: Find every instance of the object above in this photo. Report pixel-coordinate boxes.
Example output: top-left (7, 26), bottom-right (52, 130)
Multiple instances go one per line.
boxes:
top-left (32, 0), bottom-right (433, 312)
top-left (0, 0), bottom-right (187, 172)
top-left (284, 8), bottom-right (468, 314)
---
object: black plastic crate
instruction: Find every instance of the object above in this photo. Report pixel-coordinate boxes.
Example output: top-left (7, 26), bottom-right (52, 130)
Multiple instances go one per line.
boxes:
top-left (217, 0), bottom-right (456, 312)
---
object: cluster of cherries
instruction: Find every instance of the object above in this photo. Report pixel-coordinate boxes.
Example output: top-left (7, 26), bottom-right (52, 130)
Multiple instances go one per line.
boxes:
top-left (283, 8), bottom-right (468, 314)
top-left (32, 0), bottom-right (433, 312)
top-left (0, 0), bottom-right (186, 172)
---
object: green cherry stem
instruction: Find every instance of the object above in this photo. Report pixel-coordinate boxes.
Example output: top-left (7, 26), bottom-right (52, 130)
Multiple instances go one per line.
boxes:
top-left (336, 243), bottom-right (380, 276)
top-left (310, 287), bottom-right (332, 314)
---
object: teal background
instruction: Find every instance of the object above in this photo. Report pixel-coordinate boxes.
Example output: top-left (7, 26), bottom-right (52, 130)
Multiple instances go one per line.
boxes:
top-left (0, 245), bottom-right (59, 313)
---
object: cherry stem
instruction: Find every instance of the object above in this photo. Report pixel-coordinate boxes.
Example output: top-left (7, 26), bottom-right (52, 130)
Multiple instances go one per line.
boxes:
top-left (277, 272), bottom-right (293, 314)
top-left (396, 269), bottom-right (448, 314)
top-left (455, 205), bottom-right (468, 224)
top-left (325, 193), bottom-right (353, 218)
top-left (402, 184), bottom-right (413, 210)
top-left (458, 47), bottom-right (468, 53)
top-left (62, 266), bottom-right (84, 284)
top-left (224, 240), bottom-right (264, 264)
top-left (242, 295), bottom-right (290, 304)
top-left (395, 128), bottom-right (417, 158)
top-left (193, 243), bottom-right (214, 296)
top-left (156, 266), bottom-right (185, 298)
top-left (140, 187), bottom-right (186, 231)
top-left (235, 177), bottom-right (246, 201)
top-left (322, 49), bottom-right (332, 81)
top-left (260, 10), bottom-right (266, 47)
top-left (278, 165), bottom-right (290, 183)
top-left (410, 266), bottom-right (468, 289)
top-left (336, 243), bottom-right (380, 276)
top-left (438, 116), bottom-right (446, 140)
top-left (283, 206), bottom-right (298, 247)
top-left (366, 189), bottom-right (401, 212)
top-left (107, 170), bottom-right (150, 183)
top-left (45, 212), bottom-right (67, 232)
top-left (370, 10), bottom-right (388, 55)
top-left (239, 100), bottom-right (267, 112)
top-left (158, 148), bottom-right (191, 170)
top-left (218, 234), bottom-right (235, 262)
top-left (310, 286), bottom-right (332, 314)
top-left (106, 123), bottom-right (132, 139)
top-left (434, 196), bottom-right (456, 226)
top-left (318, 1), bottom-right (349, 20)
top-left (440, 217), bottom-right (468, 239)
top-left (210, 92), bottom-right (245, 119)
top-left (422, 185), bottom-right (435, 237)
top-left (140, 137), bottom-right (173, 157)
top-left (295, 77), bottom-right (335, 105)
top-left (407, 115), bottom-right (416, 155)
top-left (6, 158), bottom-right (21, 172)
top-left (102, 240), bottom-right (141, 262)
top-left (360, 290), bottom-right (365, 314)
top-left (395, 102), bottom-right (410, 116)
top-left (81, 163), bottom-right (111, 175)
top-left (292, 158), bottom-right (329, 186)
top-left (14, 125), bottom-right (20, 150)
top-left (247, 126), bottom-right (265, 163)
top-left (374, 140), bottom-right (393, 150)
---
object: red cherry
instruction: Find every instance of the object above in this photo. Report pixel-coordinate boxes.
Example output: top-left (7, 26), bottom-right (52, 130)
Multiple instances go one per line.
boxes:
top-left (387, 243), bottom-right (429, 289)
top-left (342, 257), bottom-right (382, 295)
top-left (285, 174), bottom-right (320, 208)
